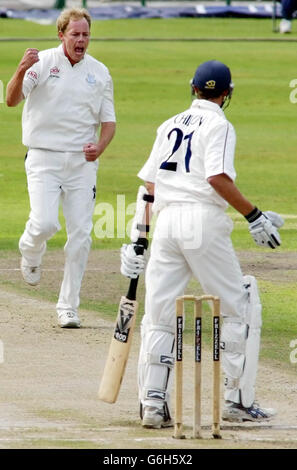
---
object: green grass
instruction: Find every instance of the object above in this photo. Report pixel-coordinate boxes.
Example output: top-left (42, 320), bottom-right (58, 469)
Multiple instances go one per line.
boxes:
top-left (1, 17), bottom-right (297, 39)
top-left (259, 280), bottom-right (297, 365)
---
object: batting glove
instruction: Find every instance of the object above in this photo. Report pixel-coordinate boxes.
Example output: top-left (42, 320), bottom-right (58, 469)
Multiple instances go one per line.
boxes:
top-left (245, 208), bottom-right (282, 249)
top-left (263, 211), bottom-right (284, 229)
top-left (120, 243), bottom-right (147, 279)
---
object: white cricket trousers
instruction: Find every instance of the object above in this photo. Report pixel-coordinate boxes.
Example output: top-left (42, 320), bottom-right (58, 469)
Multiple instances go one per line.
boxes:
top-left (19, 149), bottom-right (98, 314)
top-left (139, 202), bottom-right (250, 409)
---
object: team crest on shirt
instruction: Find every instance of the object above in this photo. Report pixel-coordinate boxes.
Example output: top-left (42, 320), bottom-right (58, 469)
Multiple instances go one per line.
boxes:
top-left (86, 73), bottom-right (96, 85)
top-left (49, 66), bottom-right (60, 78)
top-left (27, 70), bottom-right (38, 82)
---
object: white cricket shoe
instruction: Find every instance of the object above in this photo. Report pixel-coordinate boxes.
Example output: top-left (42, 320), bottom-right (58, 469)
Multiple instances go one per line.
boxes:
top-left (222, 401), bottom-right (276, 422)
top-left (58, 311), bottom-right (81, 328)
top-left (279, 19), bottom-right (292, 33)
top-left (142, 406), bottom-right (173, 429)
top-left (21, 259), bottom-right (41, 286)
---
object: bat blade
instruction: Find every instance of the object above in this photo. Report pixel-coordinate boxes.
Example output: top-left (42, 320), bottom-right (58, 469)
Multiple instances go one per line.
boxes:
top-left (98, 295), bottom-right (138, 403)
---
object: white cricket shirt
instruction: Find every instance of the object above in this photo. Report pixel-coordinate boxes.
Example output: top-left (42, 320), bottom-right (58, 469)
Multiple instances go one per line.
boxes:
top-left (138, 99), bottom-right (236, 211)
top-left (22, 44), bottom-right (116, 152)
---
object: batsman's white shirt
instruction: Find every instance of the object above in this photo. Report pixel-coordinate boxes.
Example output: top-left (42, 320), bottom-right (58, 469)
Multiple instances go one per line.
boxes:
top-left (22, 44), bottom-right (115, 151)
top-left (138, 99), bottom-right (236, 211)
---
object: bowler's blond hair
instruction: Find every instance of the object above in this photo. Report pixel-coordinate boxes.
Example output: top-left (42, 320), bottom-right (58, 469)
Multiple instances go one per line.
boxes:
top-left (56, 8), bottom-right (91, 34)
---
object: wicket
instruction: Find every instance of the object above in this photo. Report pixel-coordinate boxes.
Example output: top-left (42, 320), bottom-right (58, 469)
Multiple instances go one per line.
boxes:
top-left (174, 295), bottom-right (221, 439)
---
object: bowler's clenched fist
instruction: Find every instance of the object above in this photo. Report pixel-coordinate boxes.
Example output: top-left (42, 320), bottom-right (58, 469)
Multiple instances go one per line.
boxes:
top-left (20, 48), bottom-right (40, 71)
top-left (83, 143), bottom-right (99, 161)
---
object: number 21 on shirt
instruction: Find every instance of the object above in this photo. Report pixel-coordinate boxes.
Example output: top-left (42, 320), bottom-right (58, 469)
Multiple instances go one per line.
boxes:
top-left (159, 128), bottom-right (194, 173)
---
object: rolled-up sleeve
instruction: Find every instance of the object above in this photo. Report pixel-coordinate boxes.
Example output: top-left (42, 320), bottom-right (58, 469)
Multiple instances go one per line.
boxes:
top-left (22, 62), bottom-right (40, 98)
top-left (204, 121), bottom-right (236, 181)
top-left (99, 73), bottom-right (116, 122)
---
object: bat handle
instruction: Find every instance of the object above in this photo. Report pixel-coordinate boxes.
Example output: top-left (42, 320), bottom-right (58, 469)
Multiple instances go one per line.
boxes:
top-left (134, 237), bottom-right (148, 254)
top-left (126, 277), bottom-right (139, 301)
top-left (126, 238), bottom-right (148, 301)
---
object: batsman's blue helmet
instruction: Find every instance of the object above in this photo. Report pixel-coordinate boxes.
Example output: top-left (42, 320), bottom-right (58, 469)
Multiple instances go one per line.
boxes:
top-left (192, 60), bottom-right (233, 97)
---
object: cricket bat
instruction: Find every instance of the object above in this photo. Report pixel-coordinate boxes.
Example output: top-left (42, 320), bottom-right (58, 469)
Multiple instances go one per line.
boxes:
top-left (98, 240), bottom-right (146, 404)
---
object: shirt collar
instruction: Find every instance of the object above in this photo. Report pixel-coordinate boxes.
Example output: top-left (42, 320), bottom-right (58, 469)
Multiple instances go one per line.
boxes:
top-left (56, 44), bottom-right (86, 66)
top-left (191, 99), bottom-right (225, 117)
top-left (57, 43), bottom-right (66, 58)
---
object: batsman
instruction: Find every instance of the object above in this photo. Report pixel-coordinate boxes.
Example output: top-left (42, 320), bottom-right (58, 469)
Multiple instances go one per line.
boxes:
top-left (120, 60), bottom-right (284, 428)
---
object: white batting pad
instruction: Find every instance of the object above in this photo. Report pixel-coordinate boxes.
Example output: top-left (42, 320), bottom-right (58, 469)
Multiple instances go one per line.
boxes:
top-left (138, 320), bottom-right (175, 409)
top-left (223, 275), bottom-right (262, 407)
